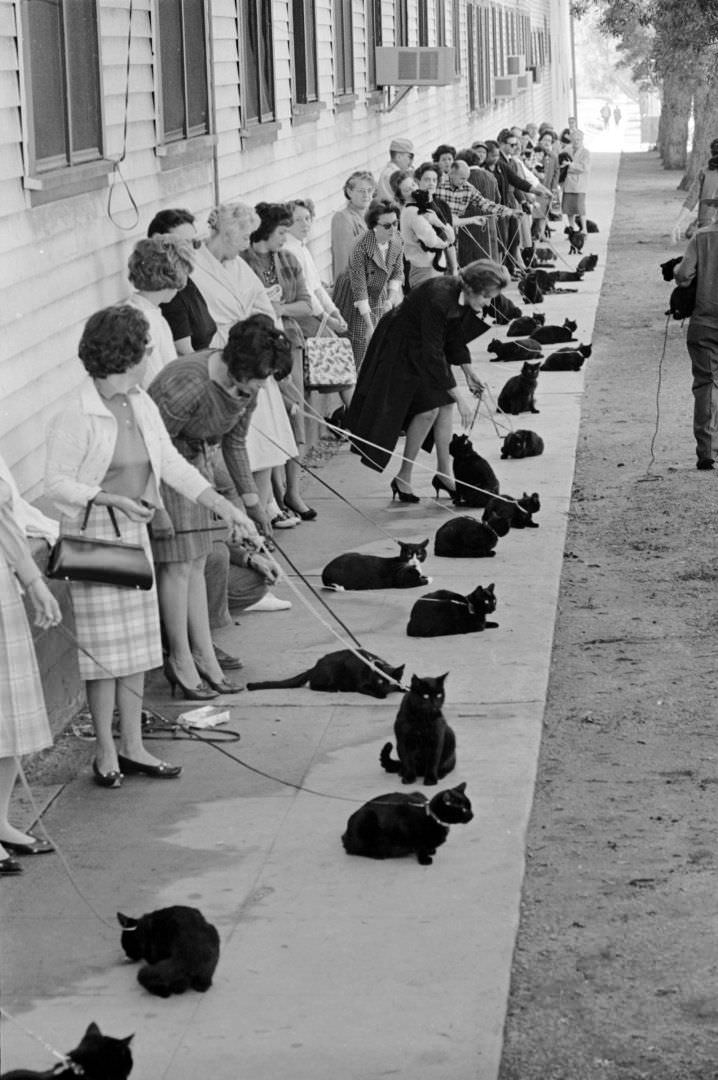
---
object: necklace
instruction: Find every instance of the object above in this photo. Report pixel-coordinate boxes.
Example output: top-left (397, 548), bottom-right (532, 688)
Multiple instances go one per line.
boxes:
top-left (254, 250), bottom-right (277, 287)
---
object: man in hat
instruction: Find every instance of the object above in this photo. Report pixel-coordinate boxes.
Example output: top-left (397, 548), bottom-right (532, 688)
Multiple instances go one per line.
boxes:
top-left (674, 197), bottom-right (718, 468)
top-left (672, 138), bottom-right (718, 243)
top-left (376, 138), bottom-right (415, 201)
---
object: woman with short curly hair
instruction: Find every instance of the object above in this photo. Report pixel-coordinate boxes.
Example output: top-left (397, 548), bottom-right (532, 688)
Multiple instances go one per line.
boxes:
top-left (123, 236), bottom-right (190, 386)
top-left (45, 305), bottom-right (260, 787)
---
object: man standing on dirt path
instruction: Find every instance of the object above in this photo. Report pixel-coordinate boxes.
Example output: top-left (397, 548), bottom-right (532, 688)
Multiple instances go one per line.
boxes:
top-left (674, 199), bottom-right (718, 470)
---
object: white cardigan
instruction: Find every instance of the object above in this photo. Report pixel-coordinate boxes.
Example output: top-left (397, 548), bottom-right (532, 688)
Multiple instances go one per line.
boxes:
top-left (45, 377), bottom-right (210, 521)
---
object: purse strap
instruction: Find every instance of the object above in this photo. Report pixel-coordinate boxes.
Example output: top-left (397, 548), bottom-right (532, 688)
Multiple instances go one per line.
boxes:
top-left (315, 312), bottom-right (333, 339)
top-left (81, 498), bottom-right (123, 538)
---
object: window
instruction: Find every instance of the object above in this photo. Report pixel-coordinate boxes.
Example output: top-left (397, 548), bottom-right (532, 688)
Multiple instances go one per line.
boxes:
top-left (292, 0), bottom-right (318, 103)
top-left (491, 4), bottom-right (504, 75)
top-left (436, 0), bottom-right (446, 46)
top-left (334, 0), bottom-right (354, 96)
top-left (466, 4), bottom-right (476, 111)
top-left (242, 0), bottom-right (276, 123)
top-left (418, 0), bottom-right (429, 46)
top-left (367, 0), bottom-right (383, 90)
top-left (476, 6), bottom-right (491, 106)
top-left (452, 0), bottom-right (461, 72)
top-left (21, 0), bottom-right (103, 173)
top-left (158, 0), bottom-right (209, 142)
top-left (395, 0), bottom-right (409, 46)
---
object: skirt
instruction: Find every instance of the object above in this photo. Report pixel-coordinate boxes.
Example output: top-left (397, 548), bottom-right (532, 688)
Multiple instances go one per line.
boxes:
top-left (562, 191), bottom-right (586, 216)
top-left (0, 559), bottom-right (52, 756)
top-left (66, 507), bottom-right (162, 681)
top-left (246, 378), bottom-right (298, 471)
top-left (152, 442), bottom-right (225, 564)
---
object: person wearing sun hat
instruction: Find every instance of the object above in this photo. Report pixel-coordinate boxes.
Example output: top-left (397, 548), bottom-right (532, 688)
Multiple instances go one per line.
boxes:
top-left (377, 137), bottom-right (415, 201)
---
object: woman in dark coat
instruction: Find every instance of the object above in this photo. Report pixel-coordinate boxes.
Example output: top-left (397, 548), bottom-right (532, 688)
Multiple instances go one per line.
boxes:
top-left (345, 260), bottom-right (510, 500)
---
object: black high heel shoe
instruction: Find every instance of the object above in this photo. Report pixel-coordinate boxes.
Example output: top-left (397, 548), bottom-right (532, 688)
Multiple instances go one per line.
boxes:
top-left (163, 657), bottom-right (218, 701)
top-left (194, 663), bottom-right (245, 695)
top-left (92, 759), bottom-right (123, 788)
top-left (431, 474), bottom-right (456, 498)
top-left (390, 477), bottom-right (420, 504)
top-left (283, 497), bottom-right (317, 522)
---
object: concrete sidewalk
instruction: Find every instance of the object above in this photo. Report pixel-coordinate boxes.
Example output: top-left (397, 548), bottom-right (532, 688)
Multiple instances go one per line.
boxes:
top-left (1, 149), bottom-right (619, 1080)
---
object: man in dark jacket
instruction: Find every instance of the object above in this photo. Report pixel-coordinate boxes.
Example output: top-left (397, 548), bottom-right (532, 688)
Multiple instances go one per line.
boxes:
top-left (484, 133), bottom-right (550, 271)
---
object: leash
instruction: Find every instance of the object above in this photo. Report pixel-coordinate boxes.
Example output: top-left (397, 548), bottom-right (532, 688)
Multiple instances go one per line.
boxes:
top-left (639, 313), bottom-right (671, 481)
top-left (0, 1007), bottom-right (73, 1071)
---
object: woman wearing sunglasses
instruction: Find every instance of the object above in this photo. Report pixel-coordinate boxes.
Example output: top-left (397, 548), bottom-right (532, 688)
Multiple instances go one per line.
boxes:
top-left (346, 199), bottom-right (404, 369)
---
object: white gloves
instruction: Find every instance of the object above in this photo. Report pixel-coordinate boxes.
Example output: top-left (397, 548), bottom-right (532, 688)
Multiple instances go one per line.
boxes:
top-left (671, 207), bottom-right (694, 244)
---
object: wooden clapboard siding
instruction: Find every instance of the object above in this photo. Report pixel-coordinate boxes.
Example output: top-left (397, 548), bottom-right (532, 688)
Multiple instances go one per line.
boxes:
top-left (2, 0), bottom-right (574, 495)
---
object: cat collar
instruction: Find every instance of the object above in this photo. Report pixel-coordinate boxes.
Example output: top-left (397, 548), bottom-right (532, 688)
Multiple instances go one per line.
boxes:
top-left (425, 804), bottom-right (446, 824)
top-left (52, 1062), bottom-right (84, 1077)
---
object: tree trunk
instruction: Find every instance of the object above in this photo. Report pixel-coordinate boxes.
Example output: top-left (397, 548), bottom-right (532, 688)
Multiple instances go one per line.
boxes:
top-left (658, 68), bottom-right (693, 169)
top-left (679, 52), bottom-right (718, 191)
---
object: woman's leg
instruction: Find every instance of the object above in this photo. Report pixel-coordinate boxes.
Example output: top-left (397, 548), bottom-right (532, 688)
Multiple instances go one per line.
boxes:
top-left (116, 672), bottom-right (171, 767)
top-left (395, 408), bottom-right (439, 487)
top-left (0, 757), bottom-right (40, 848)
top-left (433, 404), bottom-right (456, 487)
top-left (86, 677), bottom-right (118, 774)
top-left (186, 555), bottom-right (225, 684)
top-left (156, 561), bottom-right (203, 689)
top-left (284, 457), bottom-right (312, 515)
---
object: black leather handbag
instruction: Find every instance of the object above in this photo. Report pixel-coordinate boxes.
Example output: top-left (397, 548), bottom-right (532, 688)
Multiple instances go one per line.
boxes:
top-left (47, 501), bottom-right (153, 590)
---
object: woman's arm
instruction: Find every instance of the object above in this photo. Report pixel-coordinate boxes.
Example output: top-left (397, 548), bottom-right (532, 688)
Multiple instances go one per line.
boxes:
top-left (331, 211), bottom-right (359, 278)
top-left (44, 407), bottom-right (106, 513)
top-left (348, 239), bottom-right (375, 332)
top-left (0, 485), bottom-right (61, 627)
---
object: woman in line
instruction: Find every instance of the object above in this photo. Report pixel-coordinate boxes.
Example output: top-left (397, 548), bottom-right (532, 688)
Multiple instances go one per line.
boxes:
top-left (285, 198), bottom-right (348, 336)
top-left (531, 130), bottom-right (560, 241)
top-left (331, 171), bottom-right (376, 327)
top-left (242, 203), bottom-right (315, 521)
top-left (400, 162), bottom-right (456, 289)
top-left (345, 260), bottom-right (509, 500)
top-left (148, 208), bottom-right (218, 354)
top-left (124, 236), bottom-right (189, 386)
top-left (562, 129), bottom-right (591, 230)
top-left (189, 203), bottom-right (298, 536)
top-left (347, 199), bottom-right (404, 369)
top-left (0, 479), bottom-right (61, 873)
top-left (45, 305), bottom-right (259, 787)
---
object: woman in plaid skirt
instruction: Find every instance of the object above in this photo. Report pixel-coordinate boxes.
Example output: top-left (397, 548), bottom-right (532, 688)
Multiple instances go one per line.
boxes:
top-left (45, 306), bottom-right (260, 788)
top-left (0, 480), bottom-right (61, 873)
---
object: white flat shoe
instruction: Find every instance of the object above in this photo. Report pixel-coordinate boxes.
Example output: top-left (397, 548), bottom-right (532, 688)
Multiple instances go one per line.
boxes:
top-left (271, 511), bottom-right (299, 528)
top-left (243, 593), bottom-right (292, 613)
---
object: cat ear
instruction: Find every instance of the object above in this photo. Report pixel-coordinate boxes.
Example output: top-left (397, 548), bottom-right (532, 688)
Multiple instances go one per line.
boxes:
top-left (117, 912), bottom-right (136, 929)
top-left (84, 1022), bottom-right (101, 1037)
top-left (486, 583), bottom-right (495, 594)
top-left (455, 781), bottom-right (467, 793)
top-left (419, 539), bottom-right (429, 549)
top-left (392, 664), bottom-right (406, 680)
top-left (122, 1034), bottom-right (135, 1046)
top-left (438, 672), bottom-right (449, 684)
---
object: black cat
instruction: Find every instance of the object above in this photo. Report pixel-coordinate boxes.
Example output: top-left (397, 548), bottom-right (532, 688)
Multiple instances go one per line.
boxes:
top-left (247, 648), bottom-right (404, 698)
top-left (449, 433), bottom-right (499, 507)
top-left (487, 337), bottom-right (543, 362)
top-left (380, 673), bottom-right (455, 784)
top-left (407, 584), bottom-right (499, 637)
top-left (322, 540), bottom-right (430, 590)
top-left (506, 313), bottom-right (546, 337)
top-left (0, 1023), bottom-right (134, 1080)
top-left (576, 253), bottom-right (598, 272)
top-left (541, 343), bottom-right (593, 371)
top-left (518, 273), bottom-right (544, 304)
top-left (534, 246), bottom-right (556, 263)
top-left (341, 782), bottom-right (473, 865)
top-left (661, 256), bottom-right (682, 282)
top-left (483, 492), bottom-right (540, 530)
top-left (585, 219), bottom-right (599, 233)
top-left (532, 269), bottom-right (583, 293)
top-left (531, 318), bottom-right (578, 344)
top-left (434, 516), bottom-right (503, 557)
top-left (497, 361), bottom-right (540, 415)
top-left (500, 429), bottom-right (545, 459)
top-left (117, 906), bottom-right (220, 998)
top-left (485, 292), bottom-right (523, 324)
top-left (564, 226), bottom-right (586, 254)
top-left (410, 189), bottom-right (450, 271)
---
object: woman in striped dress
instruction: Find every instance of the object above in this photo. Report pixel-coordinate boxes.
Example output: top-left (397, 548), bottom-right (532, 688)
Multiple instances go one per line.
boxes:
top-left (347, 200), bottom-right (404, 368)
top-left (45, 306), bottom-right (260, 788)
top-left (0, 480), bottom-right (61, 873)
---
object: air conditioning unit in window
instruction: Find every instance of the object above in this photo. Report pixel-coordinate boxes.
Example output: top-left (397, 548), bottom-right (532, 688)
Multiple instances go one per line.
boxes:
top-left (494, 76), bottom-right (517, 98)
top-left (375, 47), bottom-right (456, 86)
top-left (516, 72), bottom-right (532, 91)
top-left (507, 54), bottom-right (526, 75)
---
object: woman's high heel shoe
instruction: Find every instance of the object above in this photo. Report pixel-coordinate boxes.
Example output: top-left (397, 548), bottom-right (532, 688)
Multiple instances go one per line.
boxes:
top-left (163, 657), bottom-right (218, 701)
top-left (92, 759), bottom-right (123, 788)
top-left (431, 474), bottom-right (456, 498)
top-left (390, 477), bottom-right (420, 504)
top-left (194, 663), bottom-right (245, 695)
top-left (283, 497), bottom-right (317, 522)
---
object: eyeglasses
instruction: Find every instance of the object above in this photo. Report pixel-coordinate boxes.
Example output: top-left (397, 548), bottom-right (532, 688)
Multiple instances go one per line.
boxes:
top-left (377, 221), bottom-right (398, 230)
top-left (507, 141), bottom-right (520, 149)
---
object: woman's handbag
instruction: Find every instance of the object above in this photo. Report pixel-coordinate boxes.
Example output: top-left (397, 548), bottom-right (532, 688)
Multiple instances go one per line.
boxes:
top-left (303, 313), bottom-right (357, 392)
top-left (47, 501), bottom-right (154, 590)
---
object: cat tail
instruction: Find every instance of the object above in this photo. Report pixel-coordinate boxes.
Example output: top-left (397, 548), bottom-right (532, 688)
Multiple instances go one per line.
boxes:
top-left (380, 742), bottom-right (401, 773)
top-left (246, 669), bottom-right (312, 691)
top-left (138, 959), bottom-right (191, 997)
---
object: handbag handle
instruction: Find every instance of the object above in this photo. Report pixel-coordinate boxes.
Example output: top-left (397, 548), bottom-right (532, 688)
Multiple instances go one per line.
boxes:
top-left (315, 312), bottom-right (333, 339)
top-left (81, 498), bottom-right (122, 538)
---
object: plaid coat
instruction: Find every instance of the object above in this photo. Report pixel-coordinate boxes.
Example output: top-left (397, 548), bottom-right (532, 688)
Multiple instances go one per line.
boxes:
top-left (347, 229), bottom-right (404, 366)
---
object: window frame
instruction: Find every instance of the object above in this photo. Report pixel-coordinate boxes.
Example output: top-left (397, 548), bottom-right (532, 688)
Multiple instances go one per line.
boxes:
top-left (466, 3), bottom-right (476, 111)
top-left (333, 0), bottom-right (355, 99)
top-left (435, 0), bottom-right (446, 46)
top-left (291, 0), bottom-right (319, 106)
top-left (366, 0), bottom-right (383, 92)
top-left (418, 0), bottom-right (429, 46)
top-left (156, 0), bottom-right (212, 147)
top-left (452, 0), bottom-right (461, 73)
top-left (395, 0), bottom-right (409, 46)
top-left (239, 0), bottom-right (278, 127)
top-left (19, 0), bottom-right (106, 182)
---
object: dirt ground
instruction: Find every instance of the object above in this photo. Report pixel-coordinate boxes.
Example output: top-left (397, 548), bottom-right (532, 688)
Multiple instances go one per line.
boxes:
top-left (499, 153), bottom-right (718, 1079)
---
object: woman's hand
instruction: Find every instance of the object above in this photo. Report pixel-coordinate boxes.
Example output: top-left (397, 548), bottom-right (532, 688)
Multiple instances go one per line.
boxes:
top-left (248, 552), bottom-right (279, 585)
top-left (327, 313), bottom-right (348, 333)
top-left (244, 502), bottom-right (273, 541)
top-left (464, 370), bottom-right (486, 398)
top-left (453, 391), bottom-right (476, 429)
top-left (214, 501), bottom-right (262, 547)
top-left (107, 495), bottom-right (155, 523)
top-left (27, 578), bottom-right (62, 630)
